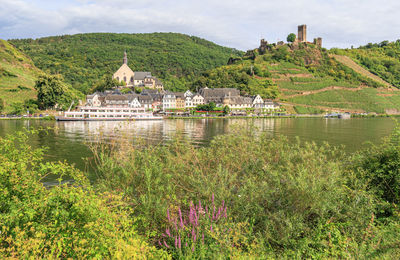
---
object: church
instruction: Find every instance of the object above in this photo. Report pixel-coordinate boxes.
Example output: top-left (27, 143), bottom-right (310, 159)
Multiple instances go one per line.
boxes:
top-left (112, 52), bottom-right (164, 91)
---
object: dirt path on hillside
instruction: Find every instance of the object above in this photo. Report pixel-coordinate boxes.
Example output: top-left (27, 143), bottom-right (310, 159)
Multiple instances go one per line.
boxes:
top-left (281, 86), bottom-right (364, 99)
top-left (331, 54), bottom-right (394, 88)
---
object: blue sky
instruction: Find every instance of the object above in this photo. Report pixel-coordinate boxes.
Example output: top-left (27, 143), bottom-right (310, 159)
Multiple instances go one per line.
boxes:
top-left (1, 0), bottom-right (399, 50)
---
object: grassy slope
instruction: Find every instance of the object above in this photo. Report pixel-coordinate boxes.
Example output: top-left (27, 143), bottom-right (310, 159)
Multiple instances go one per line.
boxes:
top-left (209, 44), bottom-right (400, 113)
top-left (271, 62), bottom-right (400, 114)
top-left (9, 33), bottom-right (243, 93)
top-left (0, 39), bottom-right (39, 112)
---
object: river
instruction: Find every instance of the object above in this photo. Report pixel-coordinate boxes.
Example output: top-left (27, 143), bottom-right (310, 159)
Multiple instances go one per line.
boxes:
top-left (0, 117), bottom-right (397, 179)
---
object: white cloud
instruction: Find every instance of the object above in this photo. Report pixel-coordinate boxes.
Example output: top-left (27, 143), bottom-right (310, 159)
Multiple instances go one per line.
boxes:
top-left (0, 0), bottom-right (399, 50)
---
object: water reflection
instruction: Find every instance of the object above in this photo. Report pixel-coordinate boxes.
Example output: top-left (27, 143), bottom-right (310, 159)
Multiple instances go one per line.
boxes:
top-left (0, 118), bottom-right (396, 173)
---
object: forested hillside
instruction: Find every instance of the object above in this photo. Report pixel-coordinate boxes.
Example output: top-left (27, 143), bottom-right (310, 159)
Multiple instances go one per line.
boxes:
top-left (193, 42), bottom-right (400, 113)
top-left (9, 33), bottom-right (242, 93)
top-left (331, 41), bottom-right (400, 88)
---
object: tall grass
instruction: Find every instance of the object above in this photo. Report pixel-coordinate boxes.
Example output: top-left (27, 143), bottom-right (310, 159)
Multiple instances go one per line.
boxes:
top-left (90, 127), bottom-right (400, 258)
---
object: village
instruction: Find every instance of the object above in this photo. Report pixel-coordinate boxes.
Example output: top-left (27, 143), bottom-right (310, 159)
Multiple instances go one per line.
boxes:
top-left (83, 52), bottom-right (281, 117)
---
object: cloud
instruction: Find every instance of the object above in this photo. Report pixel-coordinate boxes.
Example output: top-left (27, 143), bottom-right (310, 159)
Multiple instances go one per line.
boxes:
top-left (0, 0), bottom-right (399, 50)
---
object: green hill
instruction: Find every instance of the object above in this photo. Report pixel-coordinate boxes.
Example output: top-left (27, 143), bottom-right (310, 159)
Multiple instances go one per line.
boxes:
top-left (331, 41), bottom-right (400, 88)
top-left (0, 39), bottom-right (40, 112)
top-left (9, 33), bottom-right (243, 93)
top-left (193, 43), bottom-right (400, 114)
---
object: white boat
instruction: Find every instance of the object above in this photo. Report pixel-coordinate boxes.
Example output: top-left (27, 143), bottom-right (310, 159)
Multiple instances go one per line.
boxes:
top-left (56, 106), bottom-right (163, 121)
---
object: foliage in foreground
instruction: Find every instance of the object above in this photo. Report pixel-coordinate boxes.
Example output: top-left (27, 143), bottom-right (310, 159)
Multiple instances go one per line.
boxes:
top-left (2, 125), bottom-right (400, 258)
top-left (92, 126), bottom-right (400, 258)
top-left (0, 130), bottom-right (167, 259)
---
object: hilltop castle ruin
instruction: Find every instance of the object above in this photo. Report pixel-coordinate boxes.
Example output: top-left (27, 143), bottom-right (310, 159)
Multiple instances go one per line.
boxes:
top-left (258, 24), bottom-right (322, 53)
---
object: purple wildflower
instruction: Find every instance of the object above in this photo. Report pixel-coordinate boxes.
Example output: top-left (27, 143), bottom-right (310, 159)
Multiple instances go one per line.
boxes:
top-left (163, 240), bottom-right (169, 248)
top-left (167, 209), bottom-right (171, 222)
top-left (175, 236), bottom-right (178, 248)
top-left (179, 208), bottom-right (184, 228)
top-left (166, 228), bottom-right (171, 237)
top-left (178, 235), bottom-right (181, 249)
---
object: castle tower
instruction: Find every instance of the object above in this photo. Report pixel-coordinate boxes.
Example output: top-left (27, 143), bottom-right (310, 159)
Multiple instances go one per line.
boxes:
top-left (313, 37), bottom-right (322, 47)
top-left (298, 25), bottom-right (307, 43)
top-left (123, 51), bottom-right (128, 65)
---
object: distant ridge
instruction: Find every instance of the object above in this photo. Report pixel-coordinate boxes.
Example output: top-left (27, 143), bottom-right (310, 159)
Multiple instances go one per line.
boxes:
top-left (9, 33), bottom-right (243, 93)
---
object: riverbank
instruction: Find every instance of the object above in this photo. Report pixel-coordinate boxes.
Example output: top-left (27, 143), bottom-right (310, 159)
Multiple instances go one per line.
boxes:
top-left (166, 113), bottom-right (398, 119)
top-left (0, 115), bottom-right (55, 120)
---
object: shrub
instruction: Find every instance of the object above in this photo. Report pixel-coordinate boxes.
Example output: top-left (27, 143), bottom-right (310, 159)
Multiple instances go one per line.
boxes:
top-left (0, 130), bottom-right (167, 258)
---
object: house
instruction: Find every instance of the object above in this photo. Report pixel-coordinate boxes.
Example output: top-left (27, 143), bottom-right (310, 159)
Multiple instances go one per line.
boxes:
top-left (191, 93), bottom-right (205, 107)
top-left (104, 94), bottom-right (130, 107)
top-left (251, 95), bottom-right (264, 108)
top-left (162, 92), bottom-right (176, 111)
top-left (86, 92), bottom-right (104, 107)
top-left (175, 92), bottom-right (185, 110)
top-left (185, 96), bottom-right (194, 108)
top-left (126, 94), bottom-right (141, 108)
top-left (224, 96), bottom-right (252, 109)
top-left (263, 100), bottom-right (280, 110)
top-left (199, 87), bottom-right (240, 106)
top-left (132, 72), bottom-right (152, 86)
top-left (184, 90), bottom-right (193, 98)
top-left (138, 95), bottom-right (153, 110)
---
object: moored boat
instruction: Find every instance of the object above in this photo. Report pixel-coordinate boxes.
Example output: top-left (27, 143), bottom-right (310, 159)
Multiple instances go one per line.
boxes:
top-left (56, 106), bottom-right (163, 121)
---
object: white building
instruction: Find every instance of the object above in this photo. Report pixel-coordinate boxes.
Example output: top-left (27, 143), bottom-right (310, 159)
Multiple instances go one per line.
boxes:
top-left (191, 94), bottom-right (205, 107)
top-left (252, 95), bottom-right (264, 108)
top-left (185, 96), bottom-right (194, 108)
top-left (162, 92), bottom-right (176, 111)
top-left (184, 90), bottom-right (194, 98)
top-left (86, 93), bottom-right (103, 107)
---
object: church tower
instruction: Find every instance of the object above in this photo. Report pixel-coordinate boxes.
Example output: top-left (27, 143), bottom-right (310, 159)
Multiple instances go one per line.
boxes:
top-left (123, 51), bottom-right (128, 65)
top-left (113, 51), bottom-right (135, 86)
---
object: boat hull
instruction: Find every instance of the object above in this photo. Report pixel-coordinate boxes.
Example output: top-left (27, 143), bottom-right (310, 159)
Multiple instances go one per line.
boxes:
top-left (56, 116), bottom-right (163, 121)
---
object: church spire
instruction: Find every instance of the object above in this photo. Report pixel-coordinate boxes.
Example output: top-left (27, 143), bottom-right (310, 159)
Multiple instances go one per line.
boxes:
top-left (123, 51), bottom-right (127, 65)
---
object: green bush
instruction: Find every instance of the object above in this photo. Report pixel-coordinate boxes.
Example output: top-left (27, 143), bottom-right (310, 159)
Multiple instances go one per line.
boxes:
top-left (352, 126), bottom-right (400, 208)
top-left (0, 130), bottom-right (167, 259)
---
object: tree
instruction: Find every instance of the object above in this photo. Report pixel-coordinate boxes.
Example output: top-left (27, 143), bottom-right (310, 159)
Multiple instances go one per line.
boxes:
top-left (223, 105), bottom-right (230, 115)
top-left (287, 33), bottom-right (296, 43)
top-left (10, 102), bottom-right (25, 115)
top-left (34, 74), bottom-right (66, 109)
top-left (90, 74), bottom-right (120, 93)
top-left (24, 99), bottom-right (39, 114)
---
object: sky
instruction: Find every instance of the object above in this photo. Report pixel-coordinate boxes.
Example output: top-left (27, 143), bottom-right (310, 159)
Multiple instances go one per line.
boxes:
top-left (0, 0), bottom-right (399, 51)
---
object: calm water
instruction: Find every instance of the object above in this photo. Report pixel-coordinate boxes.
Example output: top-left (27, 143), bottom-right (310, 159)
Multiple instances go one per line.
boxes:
top-left (0, 117), bottom-right (397, 175)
